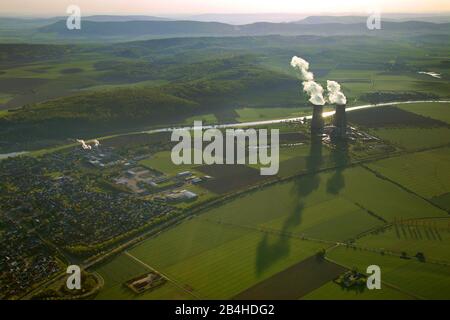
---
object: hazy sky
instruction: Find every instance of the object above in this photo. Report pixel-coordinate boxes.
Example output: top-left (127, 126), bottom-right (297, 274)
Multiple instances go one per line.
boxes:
top-left (1, 0), bottom-right (449, 16)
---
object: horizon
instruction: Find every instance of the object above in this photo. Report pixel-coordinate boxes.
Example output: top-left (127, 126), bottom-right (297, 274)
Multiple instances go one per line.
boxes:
top-left (2, 11), bottom-right (450, 20)
top-left (1, 0), bottom-right (450, 17)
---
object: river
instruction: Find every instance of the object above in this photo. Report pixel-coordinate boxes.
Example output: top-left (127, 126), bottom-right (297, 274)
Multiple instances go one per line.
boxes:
top-left (1, 99), bottom-right (449, 159)
top-left (141, 99), bottom-right (450, 133)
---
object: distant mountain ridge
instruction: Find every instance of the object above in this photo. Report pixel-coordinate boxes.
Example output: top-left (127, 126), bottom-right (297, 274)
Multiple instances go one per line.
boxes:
top-left (38, 19), bottom-right (450, 38)
top-left (294, 16), bottom-right (371, 24)
top-left (83, 15), bottom-right (171, 22)
top-left (293, 15), bottom-right (450, 24)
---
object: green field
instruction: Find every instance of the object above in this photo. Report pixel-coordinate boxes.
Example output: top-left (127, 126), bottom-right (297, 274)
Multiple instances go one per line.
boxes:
top-left (327, 246), bottom-right (450, 299)
top-left (302, 280), bottom-right (412, 300)
top-left (356, 218), bottom-right (450, 263)
top-left (95, 219), bottom-right (326, 299)
top-left (398, 102), bottom-right (450, 125)
top-left (276, 143), bottom-right (333, 178)
top-left (235, 107), bottom-right (310, 122)
top-left (82, 80), bottom-right (170, 92)
top-left (371, 127), bottom-right (450, 151)
top-left (323, 69), bottom-right (450, 103)
top-left (183, 113), bottom-right (218, 125)
top-left (93, 254), bottom-right (193, 300)
top-left (140, 150), bottom-right (199, 175)
top-left (2, 27), bottom-right (450, 300)
top-left (204, 166), bottom-right (445, 231)
top-left (367, 147), bottom-right (450, 199)
top-left (93, 164), bottom-right (447, 299)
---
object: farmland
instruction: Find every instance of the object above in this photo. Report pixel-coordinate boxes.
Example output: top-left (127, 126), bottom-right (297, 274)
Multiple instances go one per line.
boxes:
top-left (91, 164), bottom-right (447, 299)
top-left (140, 150), bottom-right (197, 175)
top-left (345, 105), bottom-right (450, 151)
top-left (398, 102), bottom-right (450, 125)
top-left (327, 246), bottom-right (450, 300)
top-left (302, 280), bottom-right (413, 300)
top-left (346, 106), bottom-right (448, 128)
top-left (197, 164), bottom-right (272, 194)
top-left (1, 18), bottom-right (450, 301)
top-left (94, 218), bottom-right (327, 299)
top-left (235, 256), bottom-right (346, 299)
top-left (356, 218), bottom-right (450, 263)
top-left (235, 107), bottom-right (310, 122)
top-left (369, 127), bottom-right (450, 151)
top-left (367, 147), bottom-right (450, 199)
top-left (94, 254), bottom-right (193, 300)
top-left (202, 166), bottom-right (445, 230)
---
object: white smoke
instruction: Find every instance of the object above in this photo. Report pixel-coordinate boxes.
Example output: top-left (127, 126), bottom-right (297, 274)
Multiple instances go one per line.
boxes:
top-left (93, 139), bottom-right (100, 147)
top-left (290, 56), bottom-right (325, 106)
top-left (327, 80), bottom-right (347, 105)
top-left (303, 81), bottom-right (326, 106)
top-left (76, 139), bottom-right (92, 150)
top-left (290, 56), bottom-right (314, 81)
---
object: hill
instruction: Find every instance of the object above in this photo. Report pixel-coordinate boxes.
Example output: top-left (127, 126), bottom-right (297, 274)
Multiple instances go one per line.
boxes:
top-left (38, 20), bottom-right (450, 40)
top-left (0, 67), bottom-right (296, 150)
top-left (84, 15), bottom-right (171, 22)
top-left (294, 16), bottom-right (371, 24)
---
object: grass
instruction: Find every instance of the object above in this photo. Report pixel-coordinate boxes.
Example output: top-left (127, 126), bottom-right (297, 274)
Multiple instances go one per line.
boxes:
top-left (327, 246), bottom-right (450, 299)
top-left (322, 68), bottom-right (450, 103)
top-left (93, 254), bottom-right (193, 300)
top-left (82, 80), bottom-right (169, 92)
top-left (183, 114), bottom-right (217, 125)
top-left (432, 193), bottom-right (450, 211)
top-left (398, 102), bottom-right (450, 125)
top-left (260, 197), bottom-right (383, 242)
top-left (367, 147), bottom-right (450, 199)
top-left (95, 218), bottom-right (323, 299)
top-left (302, 280), bottom-right (412, 300)
top-left (124, 218), bottom-right (326, 299)
top-left (371, 127), bottom-right (450, 151)
top-left (203, 166), bottom-right (446, 233)
top-left (0, 93), bottom-right (13, 104)
top-left (235, 107), bottom-right (310, 122)
top-left (94, 164), bottom-right (447, 299)
top-left (356, 218), bottom-right (450, 263)
top-left (139, 150), bottom-right (199, 175)
top-left (276, 143), bottom-right (332, 178)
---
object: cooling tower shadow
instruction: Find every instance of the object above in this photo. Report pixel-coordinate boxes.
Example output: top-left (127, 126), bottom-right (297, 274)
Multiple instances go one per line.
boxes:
top-left (255, 136), bottom-right (323, 275)
top-left (326, 139), bottom-right (349, 195)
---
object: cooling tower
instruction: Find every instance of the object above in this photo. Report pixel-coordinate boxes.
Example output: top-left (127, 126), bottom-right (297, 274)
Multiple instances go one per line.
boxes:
top-left (333, 104), bottom-right (347, 138)
top-left (311, 105), bottom-right (324, 134)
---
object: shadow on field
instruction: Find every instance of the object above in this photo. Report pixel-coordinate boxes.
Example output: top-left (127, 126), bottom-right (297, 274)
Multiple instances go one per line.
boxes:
top-left (326, 139), bottom-right (349, 195)
top-left (255, 136), bottom-right (323, 275)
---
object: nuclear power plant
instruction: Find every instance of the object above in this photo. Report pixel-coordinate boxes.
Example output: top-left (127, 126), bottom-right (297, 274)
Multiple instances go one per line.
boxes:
top-left (290, 55), bottom-right (347, 139)
top-left (311, 105), bottom-right (324, 134)
top-left (333, 104), bottom-right (347, 138)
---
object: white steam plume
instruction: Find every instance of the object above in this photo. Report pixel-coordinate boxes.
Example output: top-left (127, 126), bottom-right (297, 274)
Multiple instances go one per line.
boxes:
top-left (290, 56), bottom-right (325, 106)
top-left (76, 139), bottom-right (92, 150)
top-left (326, 80), bottom-right (347, 105)
top-left (303, 81), bottom-right (326, 106)
top-left (290, 56), bottom-right (314, 81)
